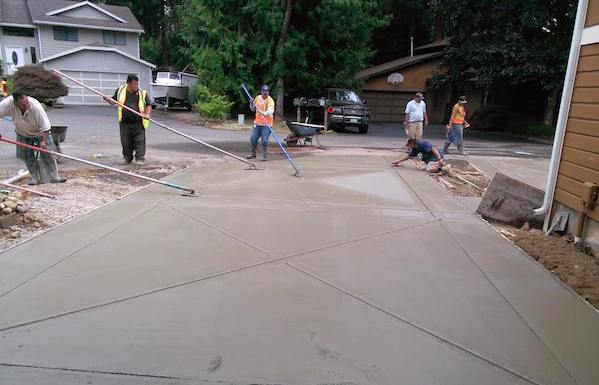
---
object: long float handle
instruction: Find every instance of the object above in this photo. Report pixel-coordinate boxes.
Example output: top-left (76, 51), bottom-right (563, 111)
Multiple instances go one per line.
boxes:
top-left (0, 180), bottom-right (56, 199)
top-left (0, 136), bottom-right (195, 195)
top-left (52, 69), bottom-right (256, 169)
top-left (240, 84), bottom-right (300, 177)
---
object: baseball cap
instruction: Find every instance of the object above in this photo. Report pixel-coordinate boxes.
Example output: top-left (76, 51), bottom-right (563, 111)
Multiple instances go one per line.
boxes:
top-left (404, 138), bottom-right (417, 147)
top-left (415, 92), bottom-right (424, 98)
top-left (458, 95), bottom-right (467, 103)
top-left (261, 84), bottom-right (270, 93)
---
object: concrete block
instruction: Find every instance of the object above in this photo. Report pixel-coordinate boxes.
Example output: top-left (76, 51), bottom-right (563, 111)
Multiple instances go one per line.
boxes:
top-left (476, 172), bottom-right (544, 226)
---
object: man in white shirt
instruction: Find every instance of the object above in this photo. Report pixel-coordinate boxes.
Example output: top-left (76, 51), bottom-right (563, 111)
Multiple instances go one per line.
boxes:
top-left (0, 91), bottom-right (66, 185)
top-left (403, 92), bottom-right (428, 139)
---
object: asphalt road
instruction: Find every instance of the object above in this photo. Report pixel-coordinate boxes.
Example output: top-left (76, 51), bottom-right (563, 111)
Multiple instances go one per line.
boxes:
top-left (0, 105), bottom-right (552, 178)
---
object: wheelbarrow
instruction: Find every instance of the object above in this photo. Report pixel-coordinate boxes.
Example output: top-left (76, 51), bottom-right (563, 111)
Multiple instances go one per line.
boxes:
top-left (284, 121), bottom-right (325, 147)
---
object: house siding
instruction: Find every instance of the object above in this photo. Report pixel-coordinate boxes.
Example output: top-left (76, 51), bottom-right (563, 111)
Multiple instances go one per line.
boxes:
top-left (38, 25), bottom-right (139, 59)
top-left (0, 28), bottom-right (40, 66)
top-left (586, 0), bottom-right (599, 27)
top-left (555, 42), bottom-right (599, 223)
top-left (59, 7), bottom-right (116, 22)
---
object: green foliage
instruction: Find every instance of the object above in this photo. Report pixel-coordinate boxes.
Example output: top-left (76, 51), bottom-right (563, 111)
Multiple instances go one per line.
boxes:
top-left (6, 76), bottom-right (14, 94)
top-left (432, 0), bottom-right (576, 92)
top-left (525, 123), bottom-right (555, 138)
top-left (177, 0), bottom-right (387, 106)
top-left (194, 84), bottom-right (234, 120)
top-left (139, 36), bottom-right (162, 65)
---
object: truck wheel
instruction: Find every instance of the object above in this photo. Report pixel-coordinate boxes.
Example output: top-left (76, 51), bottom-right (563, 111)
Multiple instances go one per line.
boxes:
top-left (359, 125), bottom-right (369, 134)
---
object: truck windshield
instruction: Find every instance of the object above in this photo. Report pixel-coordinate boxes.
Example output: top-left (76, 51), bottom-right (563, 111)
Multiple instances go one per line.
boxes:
top-left (331, 90), bottom-right (361, 103)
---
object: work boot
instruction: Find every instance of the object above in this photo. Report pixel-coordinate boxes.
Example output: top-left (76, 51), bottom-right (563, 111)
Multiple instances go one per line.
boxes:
top-left (135, 159), bottom-right (145, 166)
top-left (50, 177), bottom-right (67, 183)
top-left (458, 145), bottom-right (467, 155)
top-left (443, 141), bottom-right (450, 154)
top-left (119, 158), bottom-right (132, 165)
top-left (261, 145), bottom-right (268, 161)
top-left (246, 144), bottom-right (257, 159)
top-left (25, 161), bottom-right (41, 185)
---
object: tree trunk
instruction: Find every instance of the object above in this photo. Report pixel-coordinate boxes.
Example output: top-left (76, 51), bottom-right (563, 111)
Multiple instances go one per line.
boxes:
top-left (543, 89), bottom-right (559, 126)
top-left (160, 0), bottom-right (168, 67)
top-left (275, 0), bottom-right (293, 117)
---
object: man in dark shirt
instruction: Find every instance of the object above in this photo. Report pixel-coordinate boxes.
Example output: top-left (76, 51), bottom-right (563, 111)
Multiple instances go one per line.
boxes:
top-left (103, 74), bottom-right (151, 166)
top-left (392, 138), bottom-right (445, 173)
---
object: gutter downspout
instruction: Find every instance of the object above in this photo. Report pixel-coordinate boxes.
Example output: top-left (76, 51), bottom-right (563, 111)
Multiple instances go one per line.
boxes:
top-left (534, 0), bottom-right (589, 229)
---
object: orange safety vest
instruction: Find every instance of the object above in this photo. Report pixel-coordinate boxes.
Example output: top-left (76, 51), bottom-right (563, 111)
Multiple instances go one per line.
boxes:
top-left (253, 95), bottom-right (275, 127)
top-left (117, 85), bottom-right (150, 129)
top-left (450, 103), bottom-right (466, 124)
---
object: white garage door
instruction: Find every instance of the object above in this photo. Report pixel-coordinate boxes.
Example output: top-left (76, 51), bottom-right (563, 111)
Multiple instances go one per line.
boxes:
top-left (61, 71), bottom-right (133, 105)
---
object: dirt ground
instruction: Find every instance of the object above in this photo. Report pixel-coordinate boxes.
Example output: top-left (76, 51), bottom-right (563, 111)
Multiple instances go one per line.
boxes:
top-left (495, 224), bottom-right (599, 309)
top-left (425, 159), bottom-right (599, 310)
top-left (0, 162), bottom-right (190, 252)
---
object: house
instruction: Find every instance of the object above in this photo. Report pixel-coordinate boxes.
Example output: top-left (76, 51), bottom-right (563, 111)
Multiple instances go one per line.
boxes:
top-left (357, 40), bottom-right (483, 124)
top-left (538, 0), bottom-right (599, 254)
top-left (0, 0), bottom-right (155, 104)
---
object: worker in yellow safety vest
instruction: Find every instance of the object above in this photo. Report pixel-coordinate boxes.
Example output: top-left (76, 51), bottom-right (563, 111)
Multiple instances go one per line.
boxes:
top-left (246, 84), bottom-right (275, 161)
top-left (103, 74), bottom-right (151, 166)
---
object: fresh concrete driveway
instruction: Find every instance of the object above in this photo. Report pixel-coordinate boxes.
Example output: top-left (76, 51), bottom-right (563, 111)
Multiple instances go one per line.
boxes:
top-left (0, 154), bottom-right (597, 385)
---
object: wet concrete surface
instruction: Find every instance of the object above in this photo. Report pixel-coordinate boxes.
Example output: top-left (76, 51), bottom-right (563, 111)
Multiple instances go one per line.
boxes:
top-left (0, 154), bottom-right (597, 385)
top-left (0, 106), bottom-right (551, 178)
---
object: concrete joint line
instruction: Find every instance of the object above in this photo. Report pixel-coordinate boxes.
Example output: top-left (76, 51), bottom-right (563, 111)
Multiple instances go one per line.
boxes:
top-left (438, 222), bottom-right (580, 385)
top-left (0, 203), bottom-right (161, 300)
top-left (0, 220), bottom-right (440, 334)
top-left (0, 362), bottom-right (187, 381)
top-left (286, 262), bottom-right (545, 385)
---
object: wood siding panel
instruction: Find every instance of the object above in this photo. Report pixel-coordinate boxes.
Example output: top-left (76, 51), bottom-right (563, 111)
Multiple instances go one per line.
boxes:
top-left (561, 147), bottom-right (599, 168)
top-left (571, 88), bottom-right (599, 104)
top-left (559, 161), bottom-right (599, 184)
top-left (580, 43), bottom-right (599, 57)
top-left (586, 0), bottom-right (599, 27)
top-left (557, 174), bottom-right (593, 197)
top-left (569, 102), bottom-right (599, 120)
top-left (555, 188), bottom-right (585, 211)
top-left (563, 132), bottom-right (599, 153)
top-left (574, 71), bottom-right (599, 87)
top-left (566, 118), bottom-right (599, 137)
top-left (578, 55), bottom-right (599, 72)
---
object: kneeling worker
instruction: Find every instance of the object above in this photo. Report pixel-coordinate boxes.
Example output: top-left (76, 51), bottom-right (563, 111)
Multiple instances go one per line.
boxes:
top-left (0, 91), bottom-right (66, 184)
top-left (392, 138), bottom-right (444, 173)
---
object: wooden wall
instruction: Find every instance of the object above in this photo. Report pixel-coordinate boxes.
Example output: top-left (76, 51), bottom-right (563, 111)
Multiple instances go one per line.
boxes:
top-left (555, 43), bottom-right (599, 221)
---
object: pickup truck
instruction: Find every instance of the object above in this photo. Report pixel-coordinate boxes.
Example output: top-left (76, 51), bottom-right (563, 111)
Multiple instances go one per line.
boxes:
top-left (293, 88), bottom-right (370, 134)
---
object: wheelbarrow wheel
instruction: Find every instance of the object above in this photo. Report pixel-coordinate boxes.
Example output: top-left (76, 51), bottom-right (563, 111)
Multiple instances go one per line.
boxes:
top-left (285, 134), bottom-right (298, 147)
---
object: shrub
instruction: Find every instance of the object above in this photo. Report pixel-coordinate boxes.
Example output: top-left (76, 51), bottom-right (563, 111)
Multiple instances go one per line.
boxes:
top-left (193, 84), bottom-right (233, 120)
top-left (469, 104), bottom-right (508, 131)
top-left (525, 123), bottom-right (555, 138)
top-left (13, 65), bottom-right (68, 103)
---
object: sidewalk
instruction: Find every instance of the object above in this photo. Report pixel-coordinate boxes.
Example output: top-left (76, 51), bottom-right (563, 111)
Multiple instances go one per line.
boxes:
top-left (0, 154), bottom-right (597, 385)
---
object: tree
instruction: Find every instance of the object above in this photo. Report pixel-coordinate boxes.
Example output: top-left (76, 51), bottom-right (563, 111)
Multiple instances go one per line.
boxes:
top-left (432, 0), bottom-right (577, 126)
top-left (177, 0), bottom-right (387, 109)
top-left (372, 0), bottom-right (435, 65)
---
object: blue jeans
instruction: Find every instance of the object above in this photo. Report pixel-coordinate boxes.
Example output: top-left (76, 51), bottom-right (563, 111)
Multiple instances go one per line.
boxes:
top-left (447, 124), bottom-right (464, 146)
top-left (250, 125), bottom-right (270, 147)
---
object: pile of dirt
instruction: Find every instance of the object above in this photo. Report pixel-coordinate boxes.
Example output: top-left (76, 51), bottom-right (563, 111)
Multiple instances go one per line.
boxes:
top-left (0, 162), bottom-right (190, 251)
top-left (495, 223), bottom-right (599, 309)
top-left (430, 158), bottom-right (490, 197)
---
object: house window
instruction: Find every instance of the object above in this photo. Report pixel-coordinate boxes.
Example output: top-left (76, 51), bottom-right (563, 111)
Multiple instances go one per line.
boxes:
top-left (2, 27), bottom-right (34, 37)
top-left (30, 47), bottom-right (37, 64)
top-left (53, 26), bottom-right (78, 42)
top-left (103, 31), bottom-right (126, 45)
